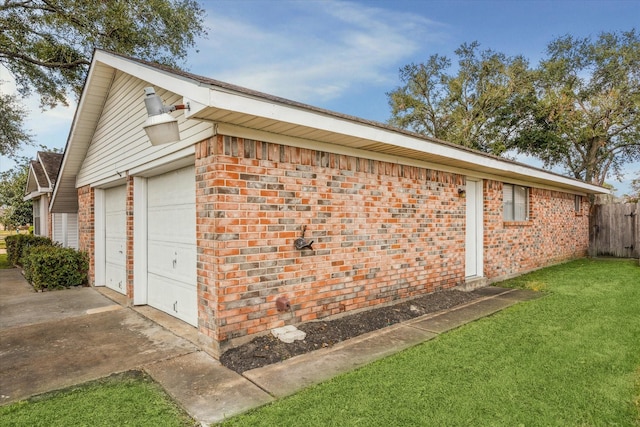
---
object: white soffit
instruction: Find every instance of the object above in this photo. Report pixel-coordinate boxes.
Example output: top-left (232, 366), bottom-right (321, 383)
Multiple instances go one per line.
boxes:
top-left (198, 87), bottom-right (605, 195)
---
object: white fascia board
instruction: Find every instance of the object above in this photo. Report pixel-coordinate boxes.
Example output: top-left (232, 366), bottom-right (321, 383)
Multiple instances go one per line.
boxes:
top-left (51, 56), bottom-right (110, 211)
top-left (24, 191), bottom-right (45, 201)
top-left (94, 51), bottom-right (210, 106)
top-left (210, 88), bottom-right (605, 194)
top-left (216, 123), bottom-right (595, 195)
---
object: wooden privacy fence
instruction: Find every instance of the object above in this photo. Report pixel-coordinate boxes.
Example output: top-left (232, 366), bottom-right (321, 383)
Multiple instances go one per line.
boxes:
top-left (590, 202), bottom-right (640, 258)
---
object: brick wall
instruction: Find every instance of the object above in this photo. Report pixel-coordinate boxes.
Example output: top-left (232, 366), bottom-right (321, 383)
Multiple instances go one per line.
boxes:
top-left (46, 195), bottom-right (53, 240)
top-left (77, 185), bottom-right (95, 286)
top-left (483, 180), bottom-right (589, 279)
top-left (125, 176), bottom-right (134, 300)
top-left (197, 135), bottom-right (467, 352)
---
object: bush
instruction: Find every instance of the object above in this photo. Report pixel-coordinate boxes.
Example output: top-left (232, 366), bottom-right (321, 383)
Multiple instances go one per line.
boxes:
top-left (5, 234), bottom-right (55, 266)
top-left (4, 234), bottom-right (20, 265)
top-left (24, 246), bottom-right (89, 290)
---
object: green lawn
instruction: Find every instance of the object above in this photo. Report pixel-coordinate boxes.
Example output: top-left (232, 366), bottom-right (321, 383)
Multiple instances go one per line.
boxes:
top-left (0, 253), bottom-right (10, 269)
top-left (1, 259), bottom-right (638, 426)
top-left (0, 372), bottom-right (195, 427)
top-left (221, 258), bottom-right (640, 426)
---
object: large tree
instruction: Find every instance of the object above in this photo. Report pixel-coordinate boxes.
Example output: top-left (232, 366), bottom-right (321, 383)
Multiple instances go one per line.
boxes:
top-left (388, 31), bottom-right (640, 187)
top-left (0, 159), bottom-right (31, 229)
top-left (387, 42), bottom-right (532, 154)
top-left (0, 93), bottom-right (32, 157)
top-left (0, 0), bottom-right (207, 156)
top-left (512, 30), bottom-right (640, 185)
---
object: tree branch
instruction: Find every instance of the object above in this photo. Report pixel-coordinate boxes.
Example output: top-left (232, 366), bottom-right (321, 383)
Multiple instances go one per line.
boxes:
top-left (0, 49), bottom-right (90, 69)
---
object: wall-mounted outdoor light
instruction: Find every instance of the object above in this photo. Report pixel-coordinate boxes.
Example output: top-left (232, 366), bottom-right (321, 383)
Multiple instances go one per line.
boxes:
top-left (458, 187), bottom-right (466, 198)
top-left (142, 87), bottom-right (190, 145)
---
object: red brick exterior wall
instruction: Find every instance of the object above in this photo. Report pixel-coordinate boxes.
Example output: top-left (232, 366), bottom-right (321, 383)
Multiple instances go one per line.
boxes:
top-left (125, 176), bottom-right (134, 301)
top-left (483, 180), bottom-right (589, 279)
top-left (46, 195), bottom-right (53, 240)
top-left (77, 135), bottom-right (590, 355)
top-left (196, 135), bottom-right (467, 352)
top-left (78, 185), bottom-right (95, 286)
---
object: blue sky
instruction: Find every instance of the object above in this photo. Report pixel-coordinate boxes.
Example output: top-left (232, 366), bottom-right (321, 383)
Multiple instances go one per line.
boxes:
top-left (2, 0), bottom-right (639, 194)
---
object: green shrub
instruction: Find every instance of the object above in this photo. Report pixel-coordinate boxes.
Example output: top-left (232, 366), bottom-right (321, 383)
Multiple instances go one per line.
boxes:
top-left (4, 234), bottom-right (20, 265)
top-left (24, 246), bottom-right (89, 290)
top-left (5, 234), bottom-right (55, 266)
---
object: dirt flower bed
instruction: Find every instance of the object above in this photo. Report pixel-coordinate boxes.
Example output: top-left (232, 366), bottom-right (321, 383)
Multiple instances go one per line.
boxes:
top-left (220, 289), bottom-right (482, 373)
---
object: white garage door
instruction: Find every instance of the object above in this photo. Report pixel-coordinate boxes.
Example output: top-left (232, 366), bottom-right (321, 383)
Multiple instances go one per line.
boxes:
top-left (105, 186), bottom-right (127, 294)
top-left (147, 166), bottom-right (197, 326)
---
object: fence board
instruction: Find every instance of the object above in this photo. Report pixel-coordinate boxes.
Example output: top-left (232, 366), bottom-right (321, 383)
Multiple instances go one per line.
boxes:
top-left (590, 202), bottom-right (639, 258)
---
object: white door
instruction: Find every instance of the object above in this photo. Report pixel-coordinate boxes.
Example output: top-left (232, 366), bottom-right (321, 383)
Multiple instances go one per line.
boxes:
top-left (465, 178), bottom-right (484, 278)
top-left (105, 186), bottom-right (127, 294)
top-left (147, 166), bottom-right (197, 326)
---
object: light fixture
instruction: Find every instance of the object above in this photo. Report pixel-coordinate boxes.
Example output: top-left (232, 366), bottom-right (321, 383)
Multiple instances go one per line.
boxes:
top-left (142, 87), bottom-right (190, 145)
top-left (458, 188), bottom-right (466, 198)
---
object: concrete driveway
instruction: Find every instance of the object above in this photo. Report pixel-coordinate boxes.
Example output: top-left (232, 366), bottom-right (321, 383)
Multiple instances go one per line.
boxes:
top-left (0, 268), bottom-right (273, 424)
top-left (0, 268), bottom-right (199, 403)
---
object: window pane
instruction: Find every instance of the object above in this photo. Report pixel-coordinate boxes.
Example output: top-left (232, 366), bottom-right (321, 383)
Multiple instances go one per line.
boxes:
top-left (33, 199), bottom-right (40, 235)
top-left (514, 186), bottom-right (527, 220)
top-left (503, 184), bottom-right (513, 221)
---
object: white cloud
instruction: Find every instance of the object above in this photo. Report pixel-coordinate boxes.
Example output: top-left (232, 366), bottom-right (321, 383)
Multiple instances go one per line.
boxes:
top-left (191, 0), bottom-right (447, 103)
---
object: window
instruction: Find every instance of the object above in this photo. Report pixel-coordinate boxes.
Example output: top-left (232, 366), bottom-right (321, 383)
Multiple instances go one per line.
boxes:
top-left (33, 198), bottom-right (41, 235)
top-left (574, 195), bottom-right (582, 213)
top-left (503, 184), bottom-right (529, 221)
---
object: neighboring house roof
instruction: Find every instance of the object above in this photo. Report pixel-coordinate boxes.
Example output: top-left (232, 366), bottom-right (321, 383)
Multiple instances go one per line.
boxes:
top-left (39, 151), bottom-right (63, 184)
top-left (51, 49), bottom-right (607, 212)
top-left (24, 152), bottom-right (63, 201)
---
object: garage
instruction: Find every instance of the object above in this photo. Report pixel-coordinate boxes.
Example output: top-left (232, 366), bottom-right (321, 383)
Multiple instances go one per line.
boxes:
top-left (146, 166), bottom-right (197, 326)
top-left (104, 185), bottom-right (127, 294)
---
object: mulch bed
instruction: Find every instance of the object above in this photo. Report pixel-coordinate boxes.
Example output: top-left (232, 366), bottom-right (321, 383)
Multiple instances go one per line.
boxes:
top-left (220, 289), bottom-right (482, 373)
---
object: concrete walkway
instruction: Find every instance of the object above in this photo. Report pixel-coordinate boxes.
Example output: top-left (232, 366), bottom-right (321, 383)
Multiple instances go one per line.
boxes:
top-left (0, 267), bottom-right (542, 425)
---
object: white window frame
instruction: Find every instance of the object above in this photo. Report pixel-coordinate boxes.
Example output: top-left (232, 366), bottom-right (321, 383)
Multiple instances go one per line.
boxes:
top-left (503, 183), bottom-right (529, 221)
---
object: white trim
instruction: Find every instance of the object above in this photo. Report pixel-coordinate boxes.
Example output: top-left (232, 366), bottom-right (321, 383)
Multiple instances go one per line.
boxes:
top-left (91, 176), bottom-right (128, 190)
top-left (94, 51), bottom-right (211, 106)
top-left (133, 176), bottom-right (148, 305)
top-left (94, 188), bottom-right (106, 287)
top-left (128, 146), bottom-right (196, 177)
top-left (209, 89), bottom-right (603, 195)
top-left (216, 123), bottom-right (594, 196)
top-left (465, 178), bottom-right (484, 278)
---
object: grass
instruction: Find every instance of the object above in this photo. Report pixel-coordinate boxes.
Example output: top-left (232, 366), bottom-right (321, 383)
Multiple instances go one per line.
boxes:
top-left (219, 259), bottom-right (640, 426)
top-left (0, 259), bottom-right (637, 426)
top-left (0, 372), bottom-right (195, 427)
top-left (0, 253), bottom-right (10, 269)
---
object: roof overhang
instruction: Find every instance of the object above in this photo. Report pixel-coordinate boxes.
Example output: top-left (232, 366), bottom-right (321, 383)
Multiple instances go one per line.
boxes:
top-left (51, 49), bottom-right (607, 214)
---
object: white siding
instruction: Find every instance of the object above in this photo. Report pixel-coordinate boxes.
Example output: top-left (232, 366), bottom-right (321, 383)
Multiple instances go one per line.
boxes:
top-left (52, 213), bottom-right (79, 249)
top-left (76, 71), bottom-right (213, 187)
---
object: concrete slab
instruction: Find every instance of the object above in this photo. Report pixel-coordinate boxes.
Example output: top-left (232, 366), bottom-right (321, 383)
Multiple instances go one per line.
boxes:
top-left (244, 324), bottom-right (436, 398)
top-left (471, 286), bottom-right (514, 297)
top-left (408, 296), bottom-right (516, 334)
top-left (0, 309), bottom-right (198, 405)
top-left (144, 351), bottom-right (274, 425)
top-left (0, 268), bottom-right (33, 298)
top-left (0, 286), bottom-right (118, 329)
top-left (496, 288), bottom-right (546, 302)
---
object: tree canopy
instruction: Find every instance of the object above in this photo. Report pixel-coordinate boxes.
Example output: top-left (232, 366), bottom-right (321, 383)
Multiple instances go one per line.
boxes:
top-left (388, 30), bottom-right (640, 187)
top-left (0, 158), bottom-right (31, 229)
top-left (513, 30), bottom-right (640, 185)
top-left (0, 93), bottom-right (32, 157)
top-left (0, 0), bottom-right (207, 156)
top-left (387, 42), bottom-right (531, 153)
